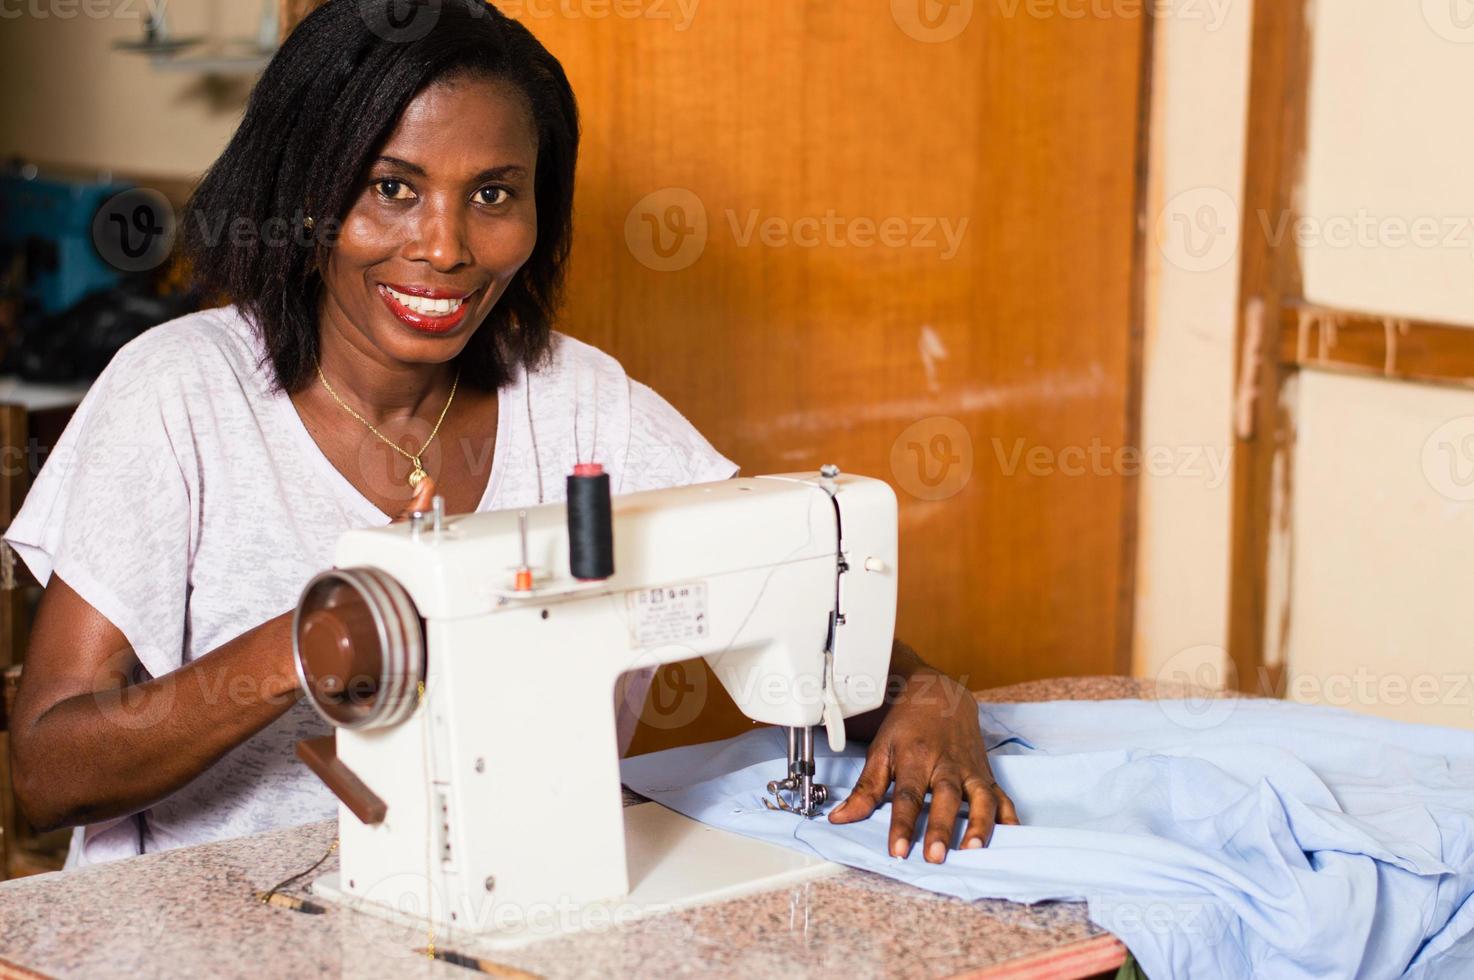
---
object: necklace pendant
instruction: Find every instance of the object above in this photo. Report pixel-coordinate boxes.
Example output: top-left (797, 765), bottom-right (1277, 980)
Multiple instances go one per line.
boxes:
top-left (407, 462), bottom-right (428, 490)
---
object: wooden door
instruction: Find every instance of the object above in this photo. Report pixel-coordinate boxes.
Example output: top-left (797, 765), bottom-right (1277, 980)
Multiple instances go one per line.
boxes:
top-left (283, 1), bottom-right (1151, 749)
top-left (525, 5), bottom-right (1149, 748)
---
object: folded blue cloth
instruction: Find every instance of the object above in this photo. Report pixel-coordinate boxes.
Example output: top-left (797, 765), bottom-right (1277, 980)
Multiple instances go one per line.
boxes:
top-left (620, 698), bottom-right (1474, 979)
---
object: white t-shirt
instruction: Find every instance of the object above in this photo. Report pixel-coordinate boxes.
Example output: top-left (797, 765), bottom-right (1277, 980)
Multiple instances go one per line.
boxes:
top-left (2, 305), bottom-right (737, 868)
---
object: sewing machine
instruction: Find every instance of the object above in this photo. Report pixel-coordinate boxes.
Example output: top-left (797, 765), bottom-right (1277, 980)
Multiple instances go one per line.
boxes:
top-left (291, 468), bottom-right (898, 946)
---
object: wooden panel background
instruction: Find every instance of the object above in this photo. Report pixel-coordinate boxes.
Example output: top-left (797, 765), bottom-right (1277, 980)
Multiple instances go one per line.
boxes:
top-left (286, 1), bottom-right (1150, 750)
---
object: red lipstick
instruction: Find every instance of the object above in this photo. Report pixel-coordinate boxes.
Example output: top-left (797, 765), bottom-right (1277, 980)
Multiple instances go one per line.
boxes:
top-left (377, 283), bottom-right (474, 334)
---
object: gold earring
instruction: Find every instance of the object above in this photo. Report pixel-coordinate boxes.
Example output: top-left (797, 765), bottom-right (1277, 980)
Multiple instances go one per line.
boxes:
top-left (303, 216), bottom-right (315, 231)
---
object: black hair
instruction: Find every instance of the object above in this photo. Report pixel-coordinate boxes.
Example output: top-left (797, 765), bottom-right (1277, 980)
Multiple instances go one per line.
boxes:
top-left (183, 0), bottom-right (578, 393)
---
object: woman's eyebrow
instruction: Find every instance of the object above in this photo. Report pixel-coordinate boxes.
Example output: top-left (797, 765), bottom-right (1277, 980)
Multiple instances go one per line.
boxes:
top-left (470, 164), bottom-right (530, 183)
top-left (374, 155), bottom-right (427, 175)
top-left (373, 156), bottom-right (529, 183)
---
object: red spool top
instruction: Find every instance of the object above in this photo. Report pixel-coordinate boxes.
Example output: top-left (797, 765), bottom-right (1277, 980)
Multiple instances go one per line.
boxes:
top-left (573, 462), bottom-right (604, 477)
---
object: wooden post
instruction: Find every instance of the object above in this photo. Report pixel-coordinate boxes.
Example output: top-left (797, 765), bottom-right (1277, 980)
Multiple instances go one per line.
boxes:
top-left (1225, 0), bottom-right (1311, 695)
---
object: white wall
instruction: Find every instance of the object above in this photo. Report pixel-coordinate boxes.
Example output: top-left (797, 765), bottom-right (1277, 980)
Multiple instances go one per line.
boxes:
top-left (1288, 371), bottom-right (1474, 728)
top-left (1286, 0), bottom-right (1474, 726)
top-left (1131, 1), bottom-right (1253, 688)
top-left (1137, 0), bottom-right (1474, 729)
top-left (1300, 1), bottom-right (1474, 327)
top-left (0, 0), bottom-right (265, 178)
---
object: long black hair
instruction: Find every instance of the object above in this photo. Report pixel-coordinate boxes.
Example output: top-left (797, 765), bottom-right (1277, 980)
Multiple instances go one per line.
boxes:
top-left (183, 0), bottom-right (578, 393)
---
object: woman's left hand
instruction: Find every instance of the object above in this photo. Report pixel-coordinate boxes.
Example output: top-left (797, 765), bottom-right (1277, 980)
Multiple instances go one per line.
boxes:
top-left (827, 663), bottom-right (1019, 862)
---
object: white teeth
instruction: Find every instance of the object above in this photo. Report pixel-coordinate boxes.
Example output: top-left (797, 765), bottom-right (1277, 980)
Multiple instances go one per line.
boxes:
top-left (383, 285), bottom-right (465, 317)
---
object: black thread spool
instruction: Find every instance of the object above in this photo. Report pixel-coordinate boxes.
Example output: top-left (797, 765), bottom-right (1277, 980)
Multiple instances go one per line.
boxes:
top-left (567, 463), bottom-right (614, 581)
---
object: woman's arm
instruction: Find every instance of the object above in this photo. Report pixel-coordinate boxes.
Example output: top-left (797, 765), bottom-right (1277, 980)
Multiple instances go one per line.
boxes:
top-left (7, 575), bottom-right (300, 833)
top-left (9, 478), bottom-right (440, 833)
top-left (828, 639), bottom-right (1020, 862)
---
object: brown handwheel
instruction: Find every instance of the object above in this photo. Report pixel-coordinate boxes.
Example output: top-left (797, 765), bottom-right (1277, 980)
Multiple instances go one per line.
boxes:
top-left (293, 567), bottom-right (425, 730)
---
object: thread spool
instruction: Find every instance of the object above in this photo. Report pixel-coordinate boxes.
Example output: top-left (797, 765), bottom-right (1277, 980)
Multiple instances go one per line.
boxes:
top-left (567, 462), bottom-right (613, 581)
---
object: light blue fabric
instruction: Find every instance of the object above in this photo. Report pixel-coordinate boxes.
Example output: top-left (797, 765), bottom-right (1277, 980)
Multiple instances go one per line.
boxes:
top-left (620, 699), bottom-right (1474, 979)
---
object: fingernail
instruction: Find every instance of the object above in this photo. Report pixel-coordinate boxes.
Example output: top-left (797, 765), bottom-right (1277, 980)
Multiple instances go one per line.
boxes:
top-left (891, 840), bottom-right (910, 859)
top-left (926, 841), bottom-right (945, 863)
top-left (964, 837), bottom-right (984, 849)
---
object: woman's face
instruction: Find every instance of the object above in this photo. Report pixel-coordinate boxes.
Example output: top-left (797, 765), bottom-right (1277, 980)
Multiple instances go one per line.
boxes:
top-left (320, 74), bottom-right (540, 366)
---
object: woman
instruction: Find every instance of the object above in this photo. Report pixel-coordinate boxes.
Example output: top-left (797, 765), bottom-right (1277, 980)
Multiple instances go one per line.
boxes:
top-left (4, 0), bottom-right (1016, 871)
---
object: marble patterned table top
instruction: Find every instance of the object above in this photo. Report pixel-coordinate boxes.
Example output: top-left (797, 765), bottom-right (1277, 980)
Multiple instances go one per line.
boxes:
top-left (0, 677), bottom-right (1186, 979)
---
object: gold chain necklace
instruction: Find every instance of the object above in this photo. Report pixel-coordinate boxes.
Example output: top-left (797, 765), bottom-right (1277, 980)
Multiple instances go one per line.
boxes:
top-left (316, 363), bottom-right (460, 490)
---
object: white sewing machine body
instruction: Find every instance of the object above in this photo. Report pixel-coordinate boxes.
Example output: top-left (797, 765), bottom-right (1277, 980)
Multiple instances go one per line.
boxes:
top-left (293, 471), bottom-right (898, 944)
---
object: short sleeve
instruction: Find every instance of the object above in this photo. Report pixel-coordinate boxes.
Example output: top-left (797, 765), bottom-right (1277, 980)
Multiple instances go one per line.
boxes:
top-left (2, 339), bottom-right (196, 681)
top-left (617, 381), bottom-right (739, 494)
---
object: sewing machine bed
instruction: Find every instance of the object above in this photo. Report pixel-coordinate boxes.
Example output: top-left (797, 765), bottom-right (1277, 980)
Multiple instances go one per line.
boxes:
top-left (309, 801), bottom-right (845, 948)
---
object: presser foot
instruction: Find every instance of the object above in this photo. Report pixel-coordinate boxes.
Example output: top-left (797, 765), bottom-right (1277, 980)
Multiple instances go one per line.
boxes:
top-left (763, 779), bottom-right (828, 817)
top-left (764, 725), bottom-right (828, 818)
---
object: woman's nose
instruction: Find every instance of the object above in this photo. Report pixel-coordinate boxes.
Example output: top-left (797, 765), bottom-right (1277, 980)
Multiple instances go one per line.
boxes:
top-left (405, 202), bottom-right (472, 271)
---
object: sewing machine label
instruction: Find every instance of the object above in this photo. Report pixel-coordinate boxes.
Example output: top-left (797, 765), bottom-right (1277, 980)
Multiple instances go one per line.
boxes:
top-left (626, 583), bottom-right (708, 647)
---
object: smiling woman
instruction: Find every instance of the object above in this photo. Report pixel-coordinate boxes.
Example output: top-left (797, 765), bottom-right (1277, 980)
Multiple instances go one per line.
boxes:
top-left (1, 0), bottom-right (740, 868)
top-left (1, 0), bottom-right (1015, 873)
top-left (185, 0), bottom-right (574, 398)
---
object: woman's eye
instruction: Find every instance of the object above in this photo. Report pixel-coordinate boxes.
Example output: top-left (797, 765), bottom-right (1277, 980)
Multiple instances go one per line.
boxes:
top-left (476, 186), bottom-right (510, 207)
top-left (374, 179), bottom-right (415, 201)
